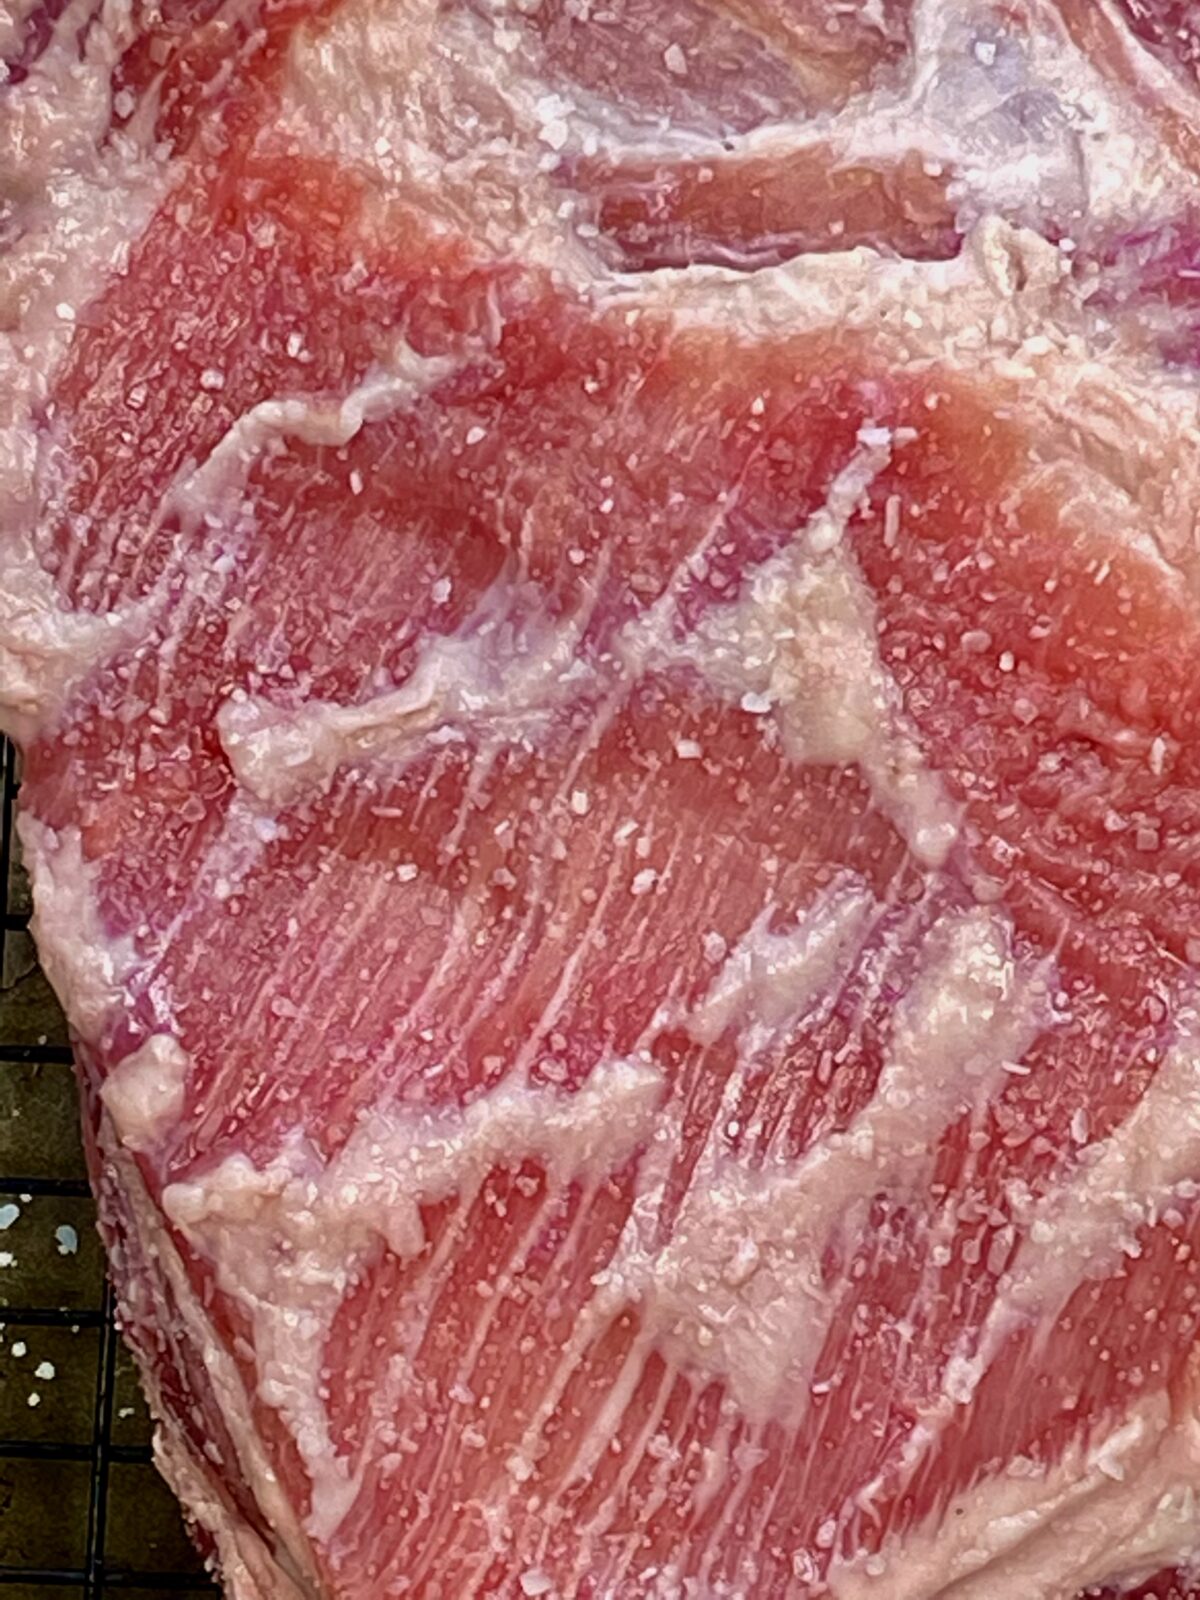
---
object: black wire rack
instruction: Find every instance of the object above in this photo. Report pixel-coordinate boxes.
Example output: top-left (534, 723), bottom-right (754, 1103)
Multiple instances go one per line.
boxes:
top-left (0, 739), bottom-right (218, 1597)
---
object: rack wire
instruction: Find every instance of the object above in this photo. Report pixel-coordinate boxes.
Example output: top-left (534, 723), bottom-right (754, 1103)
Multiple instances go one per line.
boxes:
top-left (0, 739), bottom-right (218, 1597)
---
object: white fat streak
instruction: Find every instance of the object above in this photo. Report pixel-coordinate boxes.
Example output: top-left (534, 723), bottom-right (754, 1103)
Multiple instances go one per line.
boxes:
top-left (830, 1392), bottom-right (1200, 1600)
top-left (684, 882), bottom-right (876, 1050)
top-left (171, 345), bottom-right (459, 529)
top-left (600, 904), bottom-right (1047, 1420)
top-left (163, 1057), bottom-right (663, 1543)
top-left (606, 215), bottom-right (1069, 373)
top-left (624, 436), bottom-right (960, 868)
top-left (218, 588), bottom-right (592, 807)
top-left (100, 1034), bottom-right (191, 1150)
top-left (19, 816), bottom-right (138, 1043)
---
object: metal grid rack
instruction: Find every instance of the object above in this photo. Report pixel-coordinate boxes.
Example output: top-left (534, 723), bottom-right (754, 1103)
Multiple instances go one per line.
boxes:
top-left (0, 740), bottom-right (218, 1597)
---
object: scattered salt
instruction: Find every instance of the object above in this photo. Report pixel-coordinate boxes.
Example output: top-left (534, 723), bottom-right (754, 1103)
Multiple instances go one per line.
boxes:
top-left (55, 1225), bottom-right (78, 1256)
top-left (34, 1360), bottom-right (55, 1381)
top-left (396, 863), bottom-right (419, 883)
top-left (465, 426), bottom-right (487, 446)
top-left (0, 1252), bottom-right (14, 1268)
top-left (520, 1573), bottom-right (554, 1597)
top-left (198, 367), bottom-right (225, 392)
top-left (570, 790), bottom-right (590, 816)
top-left (431, 577), bottom-right (453, 604)
top-left (674, 739), bottom-right (702, 760)
top-left (663, 42), bottom-right (688, 76)
top-left (11, 1340), bottom-right (26, 1358)
top-left (740, 691), bottom-right (773, 715)
top-left (27, 1392), bottom-right (40, 1408)
top-left (0, 1203), bottom-right (19, 1230)
top-left (630, 869), bottom-right (659, 897)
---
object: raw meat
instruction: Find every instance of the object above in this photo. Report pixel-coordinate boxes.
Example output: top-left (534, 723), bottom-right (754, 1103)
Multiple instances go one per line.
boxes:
top-left (6, 1), bottom-right (1200, 1596)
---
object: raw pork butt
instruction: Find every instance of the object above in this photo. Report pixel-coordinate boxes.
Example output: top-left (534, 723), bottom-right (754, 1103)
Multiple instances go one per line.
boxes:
top-left (7, 1), bottom-right (1200, 1596)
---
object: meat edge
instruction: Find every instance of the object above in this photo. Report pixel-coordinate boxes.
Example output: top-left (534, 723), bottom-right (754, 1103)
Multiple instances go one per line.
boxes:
top-left (86, 1093), bottom-right (320, 1599)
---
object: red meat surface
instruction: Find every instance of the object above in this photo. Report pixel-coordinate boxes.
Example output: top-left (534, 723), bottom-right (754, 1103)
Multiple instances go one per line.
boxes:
top-left (6, 1), bottom-right (1200, 1596)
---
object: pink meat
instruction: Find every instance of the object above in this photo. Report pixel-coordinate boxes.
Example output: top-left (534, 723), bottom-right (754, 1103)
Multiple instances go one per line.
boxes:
top-left (7, 1), bottom-right (1200, 1596)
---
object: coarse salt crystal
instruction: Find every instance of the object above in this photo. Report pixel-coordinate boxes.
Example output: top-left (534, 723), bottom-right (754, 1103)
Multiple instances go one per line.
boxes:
top-left (857, 425), bottom-right (892, 450)
top-left (538, 118), bottom-right (570, 151)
